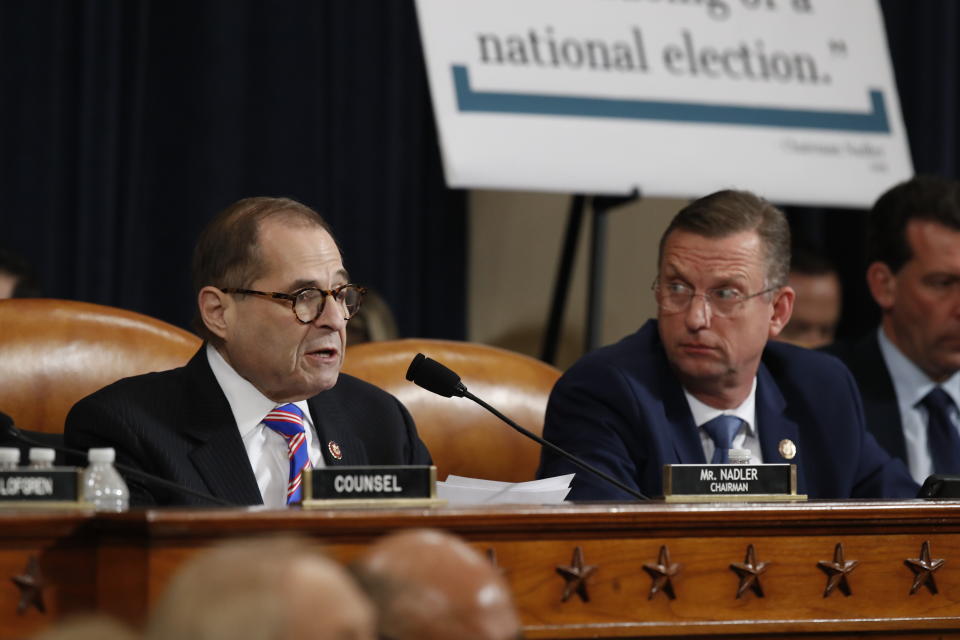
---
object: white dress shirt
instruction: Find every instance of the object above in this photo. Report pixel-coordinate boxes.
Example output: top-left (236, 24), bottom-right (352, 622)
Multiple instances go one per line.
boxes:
top-left (877, 327), bottom-right (960, 484)
top-left (206, 344), bottom-right (324, 508)
top-left (685, 377), bottom-right (762, 463)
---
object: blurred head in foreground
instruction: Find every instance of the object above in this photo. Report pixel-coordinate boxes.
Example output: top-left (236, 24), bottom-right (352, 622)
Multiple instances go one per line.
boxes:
top-left (147, 536), bottom-right (375, 640)
top-left (29, 614), bottom-right (137, 640)
top-left (352, 529), bottom-right (521, 640)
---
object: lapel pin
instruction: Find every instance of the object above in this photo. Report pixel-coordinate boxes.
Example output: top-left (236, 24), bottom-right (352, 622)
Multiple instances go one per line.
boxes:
top-left (327, 440), bottom-right (343, 460)
top-left (778, 439), bottom-right (797, 460)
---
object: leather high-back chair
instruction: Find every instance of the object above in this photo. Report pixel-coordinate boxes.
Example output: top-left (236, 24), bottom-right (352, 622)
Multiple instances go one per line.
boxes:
top-left (342, 339), bottom-right (561, 482)
top-left (0, 299), bottom-right (201, 434)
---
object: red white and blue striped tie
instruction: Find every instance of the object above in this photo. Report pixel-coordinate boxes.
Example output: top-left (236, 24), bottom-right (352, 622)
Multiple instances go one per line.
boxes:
top-left (263, 404), bottom-right (309, 504)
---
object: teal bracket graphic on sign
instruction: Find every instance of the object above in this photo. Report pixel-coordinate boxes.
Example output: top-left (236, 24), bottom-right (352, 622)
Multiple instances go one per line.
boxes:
top-left (452, 65), bottom-right (889, 133)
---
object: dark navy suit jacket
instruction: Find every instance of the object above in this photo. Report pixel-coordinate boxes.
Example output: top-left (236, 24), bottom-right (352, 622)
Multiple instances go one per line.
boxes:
top-left (537, 320), bottom-right (917, 500)
top-left (64, 348), bottom-right (431, 506)
top-left (823, 331), bottom-right (909, 465)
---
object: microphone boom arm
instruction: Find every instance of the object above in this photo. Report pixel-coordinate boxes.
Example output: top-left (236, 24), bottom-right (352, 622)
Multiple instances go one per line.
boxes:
top-left (463, 390), bottom-right (649, 500)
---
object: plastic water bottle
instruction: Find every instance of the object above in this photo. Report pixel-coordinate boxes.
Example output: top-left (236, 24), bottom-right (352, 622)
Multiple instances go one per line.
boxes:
top-left (728, 448), bottom-right (752, 465)
top-left (0, 447), bottom-right (19, 471)
top-left (28, 447), bottom-right (55, 469)
top-left (82, 448), bottom-right (129, 512)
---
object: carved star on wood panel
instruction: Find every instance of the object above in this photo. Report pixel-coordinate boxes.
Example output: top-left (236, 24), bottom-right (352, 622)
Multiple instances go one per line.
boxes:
top-left (555, 546), bottom-right (597, 603)
top-left (817, 542), bottom-right (859, 597)
top-left (643, 545), bottom-right (680, 600)
top-left (729, 544), bottom-right (768, 599)
top-left (11, 556), bottom-right (46, 615)
top-left (904, 540), bottom-right (945, 595)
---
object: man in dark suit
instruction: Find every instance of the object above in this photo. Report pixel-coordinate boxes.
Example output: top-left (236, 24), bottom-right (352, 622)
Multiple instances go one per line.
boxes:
top-left (827, 176), bottom-right (960, 484)
top-left (538, 190), bottom-right (917, 500)
top-left (65, 197), bottom-right (430, 506)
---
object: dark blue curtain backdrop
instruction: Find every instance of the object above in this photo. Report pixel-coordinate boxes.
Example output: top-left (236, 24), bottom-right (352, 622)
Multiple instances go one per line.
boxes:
top-left (0, 1), bottom-right (465, 339)
top-left (786, 0), bottom-right (960, 340)
top-left (0, 1), bottom-right (957, 343)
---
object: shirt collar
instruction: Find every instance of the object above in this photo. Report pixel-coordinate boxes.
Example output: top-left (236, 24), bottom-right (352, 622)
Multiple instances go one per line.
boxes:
top-left (683, 377), bottom-right (757, 436)
top-left (205, 343), bottom-right (312, 436)
top-left (877, 326), bottom-right (960, 409)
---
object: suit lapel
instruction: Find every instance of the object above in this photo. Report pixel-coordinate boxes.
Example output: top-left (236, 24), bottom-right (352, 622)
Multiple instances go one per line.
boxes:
top-left (180, 349), bottom-right (265, 505)
top-left (755, 362), bottom-right (806, 493)
top-left (849, 333), bottom-right (907, 461)
top-left (661, 364), bottom-right (706, 464)
top-left (308, 388), bottom-right (367, 466)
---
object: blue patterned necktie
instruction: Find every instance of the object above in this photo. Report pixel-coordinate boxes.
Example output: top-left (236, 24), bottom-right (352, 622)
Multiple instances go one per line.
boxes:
top-left (263, 404), bottom-right (309, 504)
top-left (921, 388), bottom-right (960, 474)
top-left (702, 415), bottom-right (744, 464)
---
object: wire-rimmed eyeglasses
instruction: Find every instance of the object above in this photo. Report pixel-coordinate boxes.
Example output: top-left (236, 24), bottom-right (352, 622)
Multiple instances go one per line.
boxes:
top-left (652, 279), bottom-right (779, 318)
top-left (220, 284), bottom-right (367, 323)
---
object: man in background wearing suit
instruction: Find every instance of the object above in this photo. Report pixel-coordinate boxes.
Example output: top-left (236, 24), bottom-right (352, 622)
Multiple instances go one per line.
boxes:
top-left (65, 196), bottom-right (431, 506)
top-left (827, 176), bottom-right (960, 484)
top-left (538, 190), bottom-right (917, 500)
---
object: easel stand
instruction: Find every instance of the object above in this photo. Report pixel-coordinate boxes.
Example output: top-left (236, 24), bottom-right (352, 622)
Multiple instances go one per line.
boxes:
top-left (541, 191), bottom-right (640, 365)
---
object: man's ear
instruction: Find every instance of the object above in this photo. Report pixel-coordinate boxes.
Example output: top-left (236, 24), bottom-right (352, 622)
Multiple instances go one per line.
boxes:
top-left (198, 286), bottom-right (231, 340)
top-left (866, 261), bottom-right (896, 310)
top-left (768, 285), bottom-right (795, 339)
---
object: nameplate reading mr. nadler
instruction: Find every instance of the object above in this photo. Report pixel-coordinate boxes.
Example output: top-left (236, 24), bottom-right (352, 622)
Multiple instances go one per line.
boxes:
top-left (304, 466), bottom-right (436, 501)
top-left (663, 464), bottom-right (804, 502)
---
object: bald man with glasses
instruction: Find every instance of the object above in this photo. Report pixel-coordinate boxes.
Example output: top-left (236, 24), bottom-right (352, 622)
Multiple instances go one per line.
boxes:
top-left (65, 197), bottom-right (430, 506)
top-left (537, 190), bottom-right (916, 500)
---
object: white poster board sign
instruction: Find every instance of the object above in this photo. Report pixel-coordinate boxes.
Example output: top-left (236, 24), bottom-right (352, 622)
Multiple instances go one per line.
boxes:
top-left (415, 0), bottom-right (912, 207)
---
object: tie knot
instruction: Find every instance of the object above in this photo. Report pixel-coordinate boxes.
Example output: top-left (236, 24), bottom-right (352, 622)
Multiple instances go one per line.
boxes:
top-left (703, 415), bottom-right (744, 463)
top-left (922, 387), bottom-right (955, 414)
top-left (263, 404), bottom-right (306, 438)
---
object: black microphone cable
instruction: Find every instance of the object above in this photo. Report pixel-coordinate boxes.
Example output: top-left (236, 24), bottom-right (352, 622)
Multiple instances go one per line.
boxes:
top-left (0, 412), bottom-right (233, 507)
top-left (406, 353), bottom-right (649, 500)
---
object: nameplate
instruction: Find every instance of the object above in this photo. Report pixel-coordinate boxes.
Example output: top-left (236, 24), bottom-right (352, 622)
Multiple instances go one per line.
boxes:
top-left (303, 466), bottom-right (436, 502)
top-left (663, 464), bottom-right (805, 502)
top-left (0, 468), bottom-right (80, 502)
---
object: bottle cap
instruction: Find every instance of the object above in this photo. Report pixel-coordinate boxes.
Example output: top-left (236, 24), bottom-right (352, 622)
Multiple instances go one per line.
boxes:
top-left (0, 447), bottom-right (20, 465)
top-left (29, 448), bottom-right (55, 464)
top-left (88, 447), bottom-right (116, 464)
top-left (728, 448), bottom-right (752, 464)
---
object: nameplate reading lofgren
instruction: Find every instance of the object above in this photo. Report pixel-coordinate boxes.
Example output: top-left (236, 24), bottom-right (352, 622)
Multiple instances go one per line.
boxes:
top-left (663, 464), bottom-right (805, 502)
top-left (0, 468), bottom-right (81, 504)
top-left (302, 466), bottom-right (439, 508)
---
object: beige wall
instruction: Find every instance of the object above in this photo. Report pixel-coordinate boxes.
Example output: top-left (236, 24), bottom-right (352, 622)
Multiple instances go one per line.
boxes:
top-left (468, 190), bottom-right (685, 370)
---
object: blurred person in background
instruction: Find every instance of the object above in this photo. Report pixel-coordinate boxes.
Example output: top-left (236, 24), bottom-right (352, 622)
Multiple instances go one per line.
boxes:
top-left (827, 176), bottom-right (960, 484)
top-left (776, 248), bottom-right (842, 349)
top-left (0, 247), bottom-right (41, 298)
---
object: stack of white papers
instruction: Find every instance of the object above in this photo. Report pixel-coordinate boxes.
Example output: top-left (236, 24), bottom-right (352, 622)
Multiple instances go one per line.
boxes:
top-left (437, 474), bottom-right (574, 505)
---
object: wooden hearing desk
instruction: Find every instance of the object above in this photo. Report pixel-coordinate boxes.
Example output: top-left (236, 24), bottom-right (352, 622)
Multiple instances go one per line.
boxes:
top-left (3, 500), bottom-right (960, 639)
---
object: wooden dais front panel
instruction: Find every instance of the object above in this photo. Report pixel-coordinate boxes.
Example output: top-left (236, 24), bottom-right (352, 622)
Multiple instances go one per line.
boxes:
top-left (89, 500), bottom-right (960, 639)
top-left (0, 510), bottom-right (97, 640)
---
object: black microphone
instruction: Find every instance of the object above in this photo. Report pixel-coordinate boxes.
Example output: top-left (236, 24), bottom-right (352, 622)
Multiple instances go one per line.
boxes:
top-left (405, 354), bottom-right (649, 500)
top-left (0, 411), bottom-right (233, 507)
top-left (406, 353), bottom-right (467, 397)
